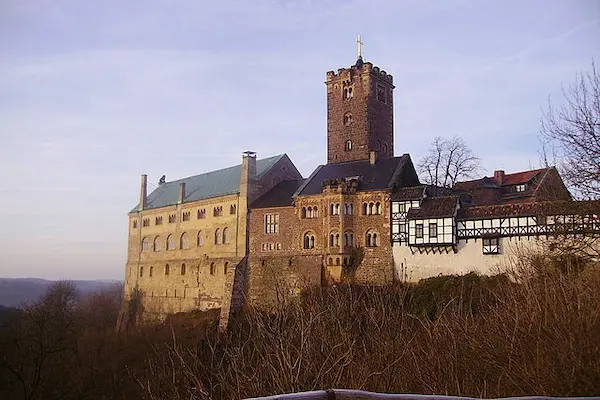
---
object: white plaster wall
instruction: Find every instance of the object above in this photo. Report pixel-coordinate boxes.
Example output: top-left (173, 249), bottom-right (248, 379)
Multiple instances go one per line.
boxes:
top-left (393, 236), bottom-right (545, 281)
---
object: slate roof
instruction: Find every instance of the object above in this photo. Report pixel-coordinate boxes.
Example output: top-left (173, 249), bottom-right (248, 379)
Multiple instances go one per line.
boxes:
top-left (130, 154), bottom-right (286, 212)
top-left (294, 155), bottom-right (411, 197)
top-left (457, 200), bottom-right (600, 220)
top-left (407, 196), bottom-right (460, 218)
top-left (392, 185), bottom-right (426, 201)
top-left (251, 179), bottom-right (306, 209)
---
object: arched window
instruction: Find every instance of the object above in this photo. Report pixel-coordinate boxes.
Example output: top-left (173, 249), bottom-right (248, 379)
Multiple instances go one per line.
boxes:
top-left (180, 232), bottom-right (189, 249)
top-left (335, 204), bottom-right (340, 215)
top-left (363, 203), bottom-right (368, 215)
top-left (344, 231), bottom-right (354, 247)
top-left (369, 202), bottom-right (374, 215)
top-left (345, 140), bottom-right (352, 151)
top-left (215, 228), bottom-right (222, 245)
top-left (328, 257), bottom-right (333, 265)
top-left (230, 204), bottom-right (236, 215)
top-left (197, 231), bottom-right (204, 246)
top-left (303, 232), bottom-right (315, 249)
top-left (344, 112), bottom-right (353, 126)
top-left (366, 230), bottom-right (379, 247)
top-left (149, 266), bottom-right (153, 277)
top-left (224, 262), bottom-right (229, 275)
top-left (222, 227), bottom-right (229, 244)
top-left (139, 267), bottom-right (144, 277)
top-left (165, 264), bottom-right (170, 275)
top-left (335, 258), bottom-right (341, 266)
top-left (142, 237), bottom-right (149, 252)
top-left (382, 143), bottom-right (388, 155)
top-left (307, 207), bottom-right (313, 218)
top-left (153, 236), bottom-right (162, 251)
top-left (376, 202), bottom-right (382, 215)
top-left (330, 231), bottom-right (340, 247)
top-left (181, 263), bottom-right (186, 275)
top-left (166, 234), bottom-right (175, 250)
top-left (301, 207), bottom-right (307, 218)
top-left (210, 262), bottom-right (216, 275)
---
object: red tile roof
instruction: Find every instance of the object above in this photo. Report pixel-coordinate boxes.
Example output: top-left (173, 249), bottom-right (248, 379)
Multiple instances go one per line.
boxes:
top-left (501, 168), bottom-right (545, 186)
top-left (457, 200), bottom-right (600, 219)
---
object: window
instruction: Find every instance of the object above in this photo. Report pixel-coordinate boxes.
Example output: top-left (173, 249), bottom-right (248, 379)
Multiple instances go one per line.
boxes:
top-left (345, 140), bottom-right (352, 151)
top-left (139, 267), bottom-right (144, 277)
top-left (197, 209), bottom-right (206, 219)
top-left (415, 224), bottom-right (424, 239)
top-left (180, 233), bottom-right (189, 249)
top-left (366, 231), bottom-right (378, 247)
top-left (375, 202), bottom-right (382, 215)
top-left (197, 231), bottom-right (204, 246)
top-left (168, 214), bottom-right (176, 223)
top-left (363, 202), bottom-right (368, 215)
top-left (181, 263), bottom-right (186, 275)
top-left (142, 218), bottom-right (150, 227)
top-left (483, 238), bottom-right (500, 254)
top-left (382, 143), bottom-right (388, 155)
top-left (429, 223), bottom-right (438, 238)
top-left (265, 214), bottom-right (279, 233)
top-left (376, 84), bottom-right (386, 103)
top-left (149, 266), bottom-right (153, 277)
top-left (344, 231), bottom-right (354, 247)
top-left (155, 216), bottom-right (163, 225)
top-left (142, 237), bottom-right (150, 252)
top-left (276, 243), bottom-right (282, 250)
top-left (369, 202), bottom-right (374, 215)
top-left (210, 263), bottom-right (216, 275)
top-left (230, 204), bottom-right (236, 215)
top-left (515, 184), bottom-right (527, 192)
top-left (224, 262), bottom-right (229, 275)
top-left (215, 228), bottom-right (222, 245)
top-left (182, 211), bottom-right (190, 221)
top-left (165, 264), bottom-right (170, 275)
top-left (343, 86), bottom-right (354, 99)
top-left (303, 232), bottom-right (316, 249)
top-left (269, 243), bottom-right (274, 250)
top-left (222, 227), bottom-right (230, 244)
top-left (331, 203), bottom-right (340, 216)
top-left (153, 236), bottom-right (162, 251)
top-left (213, 206), bottom-right (223, 217)
top-left (330, 231), bottom-right (340, 247)
top-left (132, 220), bottom-right (138, 229)
top-left (303, 206), bottom-right (318, 219)
top-left (262, 243), bottom-right (267, 251)
top-left (344, 203), bottom-right (353, 215)
top-left (166, 234), bottom-right (175, 250)
top-left (344, 112), bottom-right (353, 125)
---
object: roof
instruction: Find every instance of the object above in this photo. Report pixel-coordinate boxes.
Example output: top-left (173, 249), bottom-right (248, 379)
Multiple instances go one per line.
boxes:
top-left (294, 155), bottom-right (411, 197)
top-left (251, 179), bottom-right (306, 209)
top-left (131, 154), bottom-right (286, 212)
top-left (392, 185), bottom-right (425, 201)
top-left (457, 200), bottom-right (600, 220)
top-left (407, 196), bottom-right (460, 219)
top-left (454, 168), bottom-right (546, 192)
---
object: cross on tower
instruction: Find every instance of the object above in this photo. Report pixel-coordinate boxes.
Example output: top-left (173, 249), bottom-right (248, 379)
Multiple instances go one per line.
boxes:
top-left (356, 35), bottom-right (364, 59)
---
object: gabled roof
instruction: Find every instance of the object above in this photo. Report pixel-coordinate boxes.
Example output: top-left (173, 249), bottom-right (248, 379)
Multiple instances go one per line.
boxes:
top-left (454, 168), bottom-right (546, 192)
top-left (131, 154), bottom-right (287, 212)
top-left (294, 155), bottom-right (412, 197)
top-left (392, 185), bottom-right (426, 201)
top-left (407, 196), bottom-right (460, 219)
top-left (251, 179), bottom-right (306, 209)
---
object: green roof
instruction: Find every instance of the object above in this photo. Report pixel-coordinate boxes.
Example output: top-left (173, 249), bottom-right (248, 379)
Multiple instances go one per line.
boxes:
top-left (131, 154), bottom-right (286, 212)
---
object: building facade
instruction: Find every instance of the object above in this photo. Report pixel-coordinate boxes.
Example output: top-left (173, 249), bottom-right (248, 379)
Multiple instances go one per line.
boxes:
top-left (122, 54), bottom-right (599, 322)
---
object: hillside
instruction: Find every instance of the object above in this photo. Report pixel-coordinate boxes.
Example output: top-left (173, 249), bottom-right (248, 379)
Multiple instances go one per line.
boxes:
top-left (0, 278), bottom-right (122, 308)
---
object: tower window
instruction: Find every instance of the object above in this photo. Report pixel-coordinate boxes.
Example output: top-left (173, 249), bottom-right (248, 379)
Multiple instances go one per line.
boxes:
top-left (344, 113), bottom-right (353, 126)
top-left (345, 140), bottom-right (353, 151)
top-left (376, 84), bottom-right (386, 103)
top-left (343, 86), bottom-right (354, 99)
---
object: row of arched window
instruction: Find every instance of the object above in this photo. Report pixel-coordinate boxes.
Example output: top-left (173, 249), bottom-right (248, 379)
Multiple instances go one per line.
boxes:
top-left (139, 261), bottom-right (229, 277)
top-left (134, 205), bottom-right (237, 229)
top-left (301, 206), bottom-right (319, 219)
top-left (141, 228), bottom-right (231, 252)
top-left (330, 203), bottom-right (354, 215)
top-left (303, 230), bottom-right (378, 249)
top-left (363, 202), bottom-right (382, 215)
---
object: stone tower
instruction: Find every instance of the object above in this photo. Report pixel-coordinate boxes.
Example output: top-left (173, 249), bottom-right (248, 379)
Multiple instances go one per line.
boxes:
top-left (326, 57), bottom-right (395, 164)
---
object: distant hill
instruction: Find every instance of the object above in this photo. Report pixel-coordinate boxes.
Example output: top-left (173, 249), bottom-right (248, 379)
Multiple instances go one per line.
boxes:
top-left (0, 278), bottom-right (123, 308)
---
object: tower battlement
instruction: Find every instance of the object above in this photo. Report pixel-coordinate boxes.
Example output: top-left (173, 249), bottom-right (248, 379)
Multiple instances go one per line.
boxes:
top-left (326, 61), bottom-right (393, 84)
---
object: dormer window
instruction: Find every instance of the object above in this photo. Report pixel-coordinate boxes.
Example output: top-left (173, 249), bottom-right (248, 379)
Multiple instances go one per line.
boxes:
top-left (515, 184), bottom-right (527, 192)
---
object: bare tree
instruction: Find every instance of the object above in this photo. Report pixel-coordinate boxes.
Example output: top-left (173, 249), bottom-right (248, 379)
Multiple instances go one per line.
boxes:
top-left (418, 136), bottom-right (481, 188)
top-left (541, 61), bottom-right (600, 199)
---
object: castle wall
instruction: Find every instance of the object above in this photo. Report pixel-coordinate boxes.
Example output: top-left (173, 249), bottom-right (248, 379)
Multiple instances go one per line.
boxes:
top-left (392, 236), bottom-right (545, 282)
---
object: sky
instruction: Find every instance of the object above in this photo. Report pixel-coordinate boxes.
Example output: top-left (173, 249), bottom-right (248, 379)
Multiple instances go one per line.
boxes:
top-left (0, 0), bottom-right (598, 280)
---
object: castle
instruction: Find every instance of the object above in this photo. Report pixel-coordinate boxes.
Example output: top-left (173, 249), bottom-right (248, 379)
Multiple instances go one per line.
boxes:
top-left (123, 52), bottom-right (600, 322)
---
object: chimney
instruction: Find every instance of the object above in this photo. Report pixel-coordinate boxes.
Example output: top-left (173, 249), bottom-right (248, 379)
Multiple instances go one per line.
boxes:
top-left (138, 174), bottom-right (148, 211)
top-left (177, 182), bottom-right (186, 204)
top-left (240, 151), bottom-right (257, 203)
top-left (493, 170), bottom-right (505, 185)
top-left (369, 151), bottom-right (377, 165)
